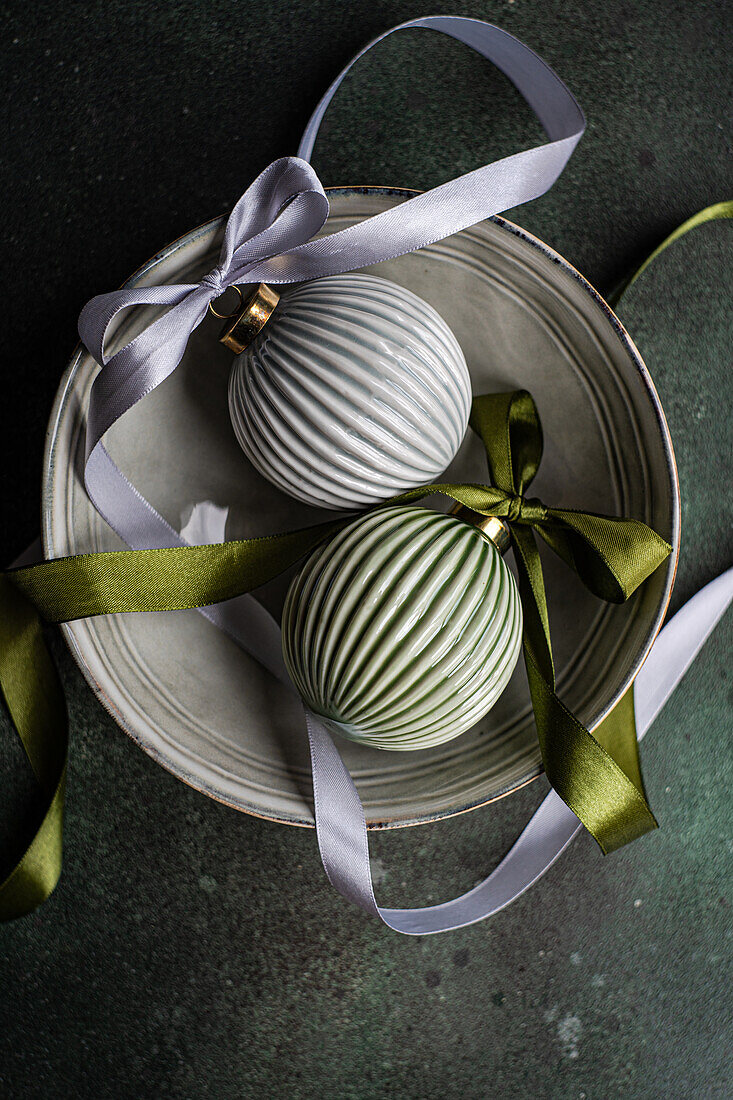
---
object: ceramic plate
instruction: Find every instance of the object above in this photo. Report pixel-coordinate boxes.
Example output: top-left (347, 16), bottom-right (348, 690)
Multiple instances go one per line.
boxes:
top-left (43, 188), bottom-right (679, 828)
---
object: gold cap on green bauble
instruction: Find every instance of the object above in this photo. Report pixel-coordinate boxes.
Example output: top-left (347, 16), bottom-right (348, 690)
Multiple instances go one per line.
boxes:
top-left (281, 504), bottom-right (522, 751)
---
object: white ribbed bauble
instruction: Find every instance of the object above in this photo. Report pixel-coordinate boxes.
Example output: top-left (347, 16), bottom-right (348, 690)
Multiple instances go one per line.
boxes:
top-left (228, 273), bottom-right (471, 510)
top-left (282, 505), bottom-right (523, 751)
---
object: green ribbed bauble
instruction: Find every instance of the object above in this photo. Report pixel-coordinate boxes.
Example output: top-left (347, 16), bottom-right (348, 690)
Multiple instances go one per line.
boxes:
top-left (282, 505), bottom-right (523, 751)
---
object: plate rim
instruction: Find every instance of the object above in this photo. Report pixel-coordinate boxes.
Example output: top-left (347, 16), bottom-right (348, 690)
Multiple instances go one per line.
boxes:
top-left (42, 185), bottom-right (680, 830)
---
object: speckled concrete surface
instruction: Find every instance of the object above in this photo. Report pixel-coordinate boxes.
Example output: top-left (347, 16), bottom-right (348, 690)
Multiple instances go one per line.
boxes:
top-left (0, 3), bottom-right (731, 1097)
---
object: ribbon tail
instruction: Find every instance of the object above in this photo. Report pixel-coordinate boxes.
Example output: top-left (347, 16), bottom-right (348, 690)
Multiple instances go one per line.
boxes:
top-left (510, 526), bottom-right (657, 852)
top-left (608, 199), bottom-right (733, 308)
top-left (525, 657), bottom-right (657, 853)
top-left (510, 525), bottom-right (554, 682)
top-left (8, 521), bottom-right (347, 624)
top-left (0, 578), bottom-right (68, 920)
top-left (0, 766), bottom-right (66, 921)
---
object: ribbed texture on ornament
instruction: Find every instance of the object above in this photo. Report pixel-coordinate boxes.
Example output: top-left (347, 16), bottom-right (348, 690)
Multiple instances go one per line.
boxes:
top-left (228, 273), bottom-right (471, 510)
top-left (282, 506), bottom-right (523, 751)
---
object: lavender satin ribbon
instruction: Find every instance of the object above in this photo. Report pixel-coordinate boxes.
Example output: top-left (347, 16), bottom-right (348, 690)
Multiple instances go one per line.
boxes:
top-left (74, 17), bottom-right (597, 931)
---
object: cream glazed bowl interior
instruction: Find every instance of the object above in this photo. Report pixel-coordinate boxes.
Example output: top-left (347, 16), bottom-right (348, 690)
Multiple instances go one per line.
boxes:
top-left (42, 187), bottom-right (680, 829)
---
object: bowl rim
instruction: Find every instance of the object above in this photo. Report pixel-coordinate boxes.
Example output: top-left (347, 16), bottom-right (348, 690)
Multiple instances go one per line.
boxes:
top-left (42, 185), bottom-right (680, 830)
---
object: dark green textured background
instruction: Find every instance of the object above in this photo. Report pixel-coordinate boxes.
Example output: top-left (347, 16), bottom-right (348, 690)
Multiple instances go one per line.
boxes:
top-left (0, 2), bottom-right (731, 1097)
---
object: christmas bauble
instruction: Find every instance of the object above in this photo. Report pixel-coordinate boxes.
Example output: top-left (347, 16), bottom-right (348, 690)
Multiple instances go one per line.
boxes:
top-left (281, 505), bottom-right (523, 751)
top-left (228, 273), bottom-right (471, 510)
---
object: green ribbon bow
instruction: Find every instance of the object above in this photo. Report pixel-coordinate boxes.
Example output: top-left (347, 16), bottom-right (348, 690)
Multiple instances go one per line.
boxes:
top-left (452, 390), bottom-right (670, 851)
top-left (6, 199), bottom-right (729, 922)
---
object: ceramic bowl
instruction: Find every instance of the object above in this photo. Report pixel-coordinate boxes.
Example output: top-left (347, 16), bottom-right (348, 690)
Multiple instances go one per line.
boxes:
top-left (42, 187), bottom-right (679, 828)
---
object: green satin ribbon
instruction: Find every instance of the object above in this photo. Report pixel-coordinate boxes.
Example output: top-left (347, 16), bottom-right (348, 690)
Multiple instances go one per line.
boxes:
top-left (462, 391), bottom-right (667, 851)
top-left (0, 578), bottom-right (67, 919)
top-left (607, 200), bottom-right (733, 307)
top-left (2, 201), bottom-right (728, 921)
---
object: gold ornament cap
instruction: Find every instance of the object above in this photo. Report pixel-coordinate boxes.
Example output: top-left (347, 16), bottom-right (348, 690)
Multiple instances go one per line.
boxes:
top-left (449, 503), bottom-right (511, 554)
top-left (212, 282), bottom-right (280, 354)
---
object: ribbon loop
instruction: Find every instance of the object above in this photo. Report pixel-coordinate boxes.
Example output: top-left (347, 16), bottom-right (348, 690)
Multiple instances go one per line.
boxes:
top-left (536, 510), bottom-right (672, 603)
top-left (470, 389), bottom-right (544, 495)
top-left (469, 389), bottom-right (671, 604)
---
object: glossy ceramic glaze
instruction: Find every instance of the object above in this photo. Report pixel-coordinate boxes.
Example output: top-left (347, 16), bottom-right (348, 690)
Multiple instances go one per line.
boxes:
top-left (228, 273), bottom-right (472, 510)
top-left (282, 506), bottom-right (523, 750)
top-left (42, 187), bottom-right (679, 828)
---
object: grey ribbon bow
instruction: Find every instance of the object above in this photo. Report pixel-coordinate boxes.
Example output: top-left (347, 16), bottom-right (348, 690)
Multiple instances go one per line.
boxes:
top-left (77, 17), bottom-right (585, 546)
